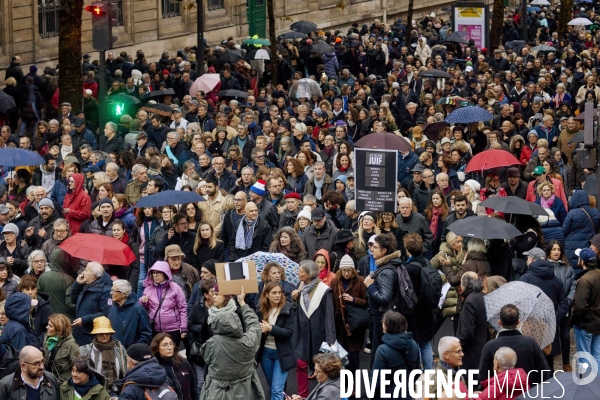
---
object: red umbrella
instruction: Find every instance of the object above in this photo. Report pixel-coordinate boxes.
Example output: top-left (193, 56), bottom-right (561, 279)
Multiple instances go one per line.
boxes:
top-left (59, 233), bottom-right (136, 266)
top-left (465, 149), bottom-right (520, 173)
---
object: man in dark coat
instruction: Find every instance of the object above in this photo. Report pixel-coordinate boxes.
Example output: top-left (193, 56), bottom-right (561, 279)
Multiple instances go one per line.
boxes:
top-left (70, 262), bottom-right (113, 345)
top-left (18, 76), bottom-right (43, 137)
top-left (441, 194), bottom-right (474, 243)
top-left (228, 201), bottom-right (272, 260)
top-left (302, 208), bottom-right (339, 258)
top-left (412, 169), bottom-right (438, 215)
top-left (5, 56), bottom-right (23, 86)
top-left (101, 121), bottom-right (125, 154)
top-left (154, 213), bottom-right (198, 267)
top-left (520, 248), bottom-right (569, 371)
top-left (107, 282), bottom-right (153, 348)
top-left (456, 272), bottom-right (488, 372)
top-left (220, 191), bottom-right (247, 261)
top-left (396, 197), bottom-right (433, 254)
top-left (502, 167), bottom-right (528, 199)
top-left (479, 304), bottom-right (550, 385)
top-left (24, 199), bottom-right (60, 251)
top-left (248, 180), bottom-right (279, 230)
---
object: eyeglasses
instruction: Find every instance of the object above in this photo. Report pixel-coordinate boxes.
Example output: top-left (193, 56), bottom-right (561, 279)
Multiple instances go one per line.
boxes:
top-left (24, 360), bottom-right (44, 367)
top-left (447, 349), bottom-right (464, 355)
top-left (110, 289), bottom-right (124, 294)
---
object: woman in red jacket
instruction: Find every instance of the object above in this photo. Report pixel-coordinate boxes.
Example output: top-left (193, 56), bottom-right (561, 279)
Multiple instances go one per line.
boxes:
top-left (63, 173), bottom-right (92, 234)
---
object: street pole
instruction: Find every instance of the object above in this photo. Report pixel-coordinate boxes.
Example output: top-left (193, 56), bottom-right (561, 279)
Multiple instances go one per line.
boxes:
top-left (98, 49), bottom-right (107, 148)
top-left (197, 0), bottom-right (205, 75)
top-left (521, 2), bottom-right (527, 42)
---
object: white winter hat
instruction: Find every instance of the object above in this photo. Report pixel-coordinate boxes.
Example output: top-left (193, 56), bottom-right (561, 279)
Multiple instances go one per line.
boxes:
top-left (464, 179), bottom-right (481, 194)
top-left (298, 205), bottom-right (312, 221)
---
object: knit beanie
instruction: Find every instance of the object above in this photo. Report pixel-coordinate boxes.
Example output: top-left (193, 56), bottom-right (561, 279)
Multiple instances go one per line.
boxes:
top-left (298, 205), bottom-right (312, 221)
top-left (202, 259), bottom-right (217, 276)
top-left (99, 197), bottom-right (114, 208)
top-left (339, 255), bottom-right (355, 269)
top-left (464, 179), bottom-right (481, 194)
top-left (250, 179), bottom-right (267, 196)
top-left (39, 198), bottom-right (54, 209)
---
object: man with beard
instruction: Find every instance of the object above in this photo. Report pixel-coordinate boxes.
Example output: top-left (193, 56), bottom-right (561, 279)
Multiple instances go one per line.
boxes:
top-left (0, 345), bottom-right (60, 399)
top-left (206, 157), bottom-right (237, 192)
top-left (198, 177), bottom-right (226, 233)
top-left (24, 186), bottom-right (62, 223)
top-left (31, 155), bottom-right (60, 199)
top-left (24, 197), bottom-right (60, 251)
top-left (155, 212), bottom-right (198, 266)
top-left (441, 194), bottom-right (474, 242)
top-left (502, 167), bottom-right (528, 199)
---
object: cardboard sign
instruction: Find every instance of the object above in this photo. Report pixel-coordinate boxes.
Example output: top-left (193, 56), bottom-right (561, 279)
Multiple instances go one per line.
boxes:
top-left (215, 261), bottom-right (259, 295)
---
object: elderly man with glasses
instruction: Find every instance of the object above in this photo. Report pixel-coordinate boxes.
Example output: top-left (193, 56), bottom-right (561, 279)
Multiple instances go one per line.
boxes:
top-left (107, 279), bottom-right (153, 348)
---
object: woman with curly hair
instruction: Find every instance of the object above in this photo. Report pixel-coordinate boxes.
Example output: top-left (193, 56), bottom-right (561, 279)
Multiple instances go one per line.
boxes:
top-left (333, 153), bottom-right (354, 180)
top-left (269, 226), bottom-right (307, 263)
top-left (285, 157), bottom-right (308, 195)
top-left (296, 150), bottom-right (316, 180)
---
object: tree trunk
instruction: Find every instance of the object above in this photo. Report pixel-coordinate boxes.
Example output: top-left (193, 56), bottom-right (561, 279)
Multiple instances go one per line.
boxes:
top-left (267, 0), bottom-right (277, 86)
top-left (490, 0), bottom-right (505, 51)
top-left (59, 0), bottom-right (83, 110)
top-left (406, 0), bottom-right (414, 34)
top-left (558, 0), bottom-right (573, 39)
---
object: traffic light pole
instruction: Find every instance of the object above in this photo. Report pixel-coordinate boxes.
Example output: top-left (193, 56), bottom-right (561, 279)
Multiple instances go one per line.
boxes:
top-left (196, 0), bottom-right (205, 75)
top-left (98, 50), bottom-right (107, 147)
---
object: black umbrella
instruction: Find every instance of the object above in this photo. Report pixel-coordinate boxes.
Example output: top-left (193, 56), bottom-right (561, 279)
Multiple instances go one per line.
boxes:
top-left (217, 89), bottom-right (248, 99)
top-left (0, 91), bottom-right (16, 114)
top-left (218, 49), bottom-right (244, 65)
top-left (480, 197), bottom-right (548, 216)
top-left (291, 20), bottom-right (318, 34)
top-left (134, 190), bottom-right (205, 208)
top-left (109, 93), bottom-right (141, 105)
top-left (445, 31), bottom-right (469, 44)
top-left (423, 121), bottom-right (449, 141)
top-left (420, 69), bottom-right (453, 79)
top-left (448, 216), bottom-right (522, 240)
top-left (279, 31), bottom-right (307, 40)
top-left (309, 42), bottom-right (334, 55)
top-left (516, 370), bottom-right (600, 399)
top-left (140, 89), bottom-right (176, 102)
top-left (140, 103), bottom-right (174, 117)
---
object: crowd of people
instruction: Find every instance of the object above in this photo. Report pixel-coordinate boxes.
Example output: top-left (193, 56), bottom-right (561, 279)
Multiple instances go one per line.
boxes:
top-left (2, 2), bottom-right (600, 400)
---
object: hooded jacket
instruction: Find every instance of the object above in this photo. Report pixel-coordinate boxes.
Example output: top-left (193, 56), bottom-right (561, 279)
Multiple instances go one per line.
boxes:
top-left (31, 292), bottom-right (54, 344)
top-left (0, 343), bottom-right (19, 381)
top-left (63, 173), bottom-right (92, 235)
top-left (60, 370), bottom-right (110, 400)
top-left (2, 293), bottom-right (42, 350)
top-left (117, 358), bottom-right (168, 400)
top-left (563, 190), bottom-right (600, 268)
top-left (107, 293), bottom-right (153, 348)
top-left (200, 304), bottom-right (265, 400)
top-left (37, 248), bottom-right (77, 320)
top-left (322, 52), bottom-right (339, 82)
top-left (372, 332), bottom-right (420, 397)
top-left (70, 271), bottom-right (113, 345)
top-left (313, 249), bottom-right (336, 287)
top-left (140, 261), bottom-right (188, 333)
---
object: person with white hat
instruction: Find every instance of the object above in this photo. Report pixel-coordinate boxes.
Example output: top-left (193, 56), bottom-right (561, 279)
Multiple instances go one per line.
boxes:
top-left (462, 179), bottom-right (482, 214)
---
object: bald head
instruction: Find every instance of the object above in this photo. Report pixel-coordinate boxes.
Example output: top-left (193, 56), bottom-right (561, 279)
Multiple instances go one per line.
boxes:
top-left (245, 201), bottom-right (258, 221)
top-left (20, 345), bottom-right (43, 363)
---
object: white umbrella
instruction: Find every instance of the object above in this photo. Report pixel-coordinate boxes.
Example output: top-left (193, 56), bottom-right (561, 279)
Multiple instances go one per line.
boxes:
top-left (530, 0), bottom-right (550, 5)
top-left (568, 17), bottom-right (593, 25)
top-left (252, 49), bottom-right (271, 60)
top-left (189, 74), bottom-right (221, 96)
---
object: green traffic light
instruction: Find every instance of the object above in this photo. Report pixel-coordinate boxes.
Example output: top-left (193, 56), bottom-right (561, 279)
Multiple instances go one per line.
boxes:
top-left (112, 103), bottom-right (124, 116)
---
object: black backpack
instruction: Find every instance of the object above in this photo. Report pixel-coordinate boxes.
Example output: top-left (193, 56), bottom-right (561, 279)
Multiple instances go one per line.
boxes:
top-left (419, 259), bottom-right (443, 309)
top-left (373, 262), bottom-right (418, 315)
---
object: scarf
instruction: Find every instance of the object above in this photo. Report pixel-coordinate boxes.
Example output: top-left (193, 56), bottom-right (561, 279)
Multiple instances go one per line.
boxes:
top-left (300, 277), bottom-right (319, 312)
top-left (314, 175), bottom-right (325, 200)
top-left (339, 165), bottom-right (349, 172)
top-left (61, 145), bottom-right (73, 160)
top-left (429, 206), bottom-right (443, 240)
top-left (92, 338), bottom-right (117, 386)
top-left (323, 145), bottom-right (335, 157)
top-left (207, 297), bottom-right (238, 325)
top-left (70, 375), bottom-right (100, 397)
top-left (235, 216), bottom-right (257, 250)
top-left (46, 336), bottom-right (59, 352)
top-left (368, 250), bottom-right (377, 273)
top-left (114, 207), bottom-right (127, 219)
top-left (541, 194), bottom-right (556, 208)
top-left (117, 232), bottom-right (129, 244)
top-left (318, 260), bottom-right (330, 281)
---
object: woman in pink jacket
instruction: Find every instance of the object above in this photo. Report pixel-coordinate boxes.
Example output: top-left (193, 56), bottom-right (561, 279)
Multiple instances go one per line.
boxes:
top-left (140, 261), bottom-right (188, 347)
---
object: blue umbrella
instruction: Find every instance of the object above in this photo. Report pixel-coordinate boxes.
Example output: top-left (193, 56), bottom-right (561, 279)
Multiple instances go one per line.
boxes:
top-left (527, 6), bottom-right (541, 11)
top-left (0, 148), bottom-right (45, 167)
top-left (445, 106), bottom-right (494, 124)
top-left (133, 190), bottom-right (205, 208)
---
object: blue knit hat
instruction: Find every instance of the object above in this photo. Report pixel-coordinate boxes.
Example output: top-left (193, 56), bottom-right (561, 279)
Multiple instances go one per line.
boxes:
top-left (250, 179), bottom-right (267, 196)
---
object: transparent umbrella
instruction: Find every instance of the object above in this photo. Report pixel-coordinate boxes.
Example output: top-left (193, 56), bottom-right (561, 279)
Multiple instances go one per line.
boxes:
top-left (289, 78), bottom-right (322, 99)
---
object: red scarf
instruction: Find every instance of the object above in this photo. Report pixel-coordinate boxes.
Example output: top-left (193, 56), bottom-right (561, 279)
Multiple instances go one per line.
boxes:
top-left (118, 232), bottom-right (130, 244)
top-left (429, 206), bottom-right (443, 240)
top-left (339, 165), bottom-right (349, 172)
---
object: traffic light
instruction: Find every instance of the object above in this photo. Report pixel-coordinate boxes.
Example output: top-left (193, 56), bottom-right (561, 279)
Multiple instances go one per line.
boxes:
top-left (107, 100), bottom-right (126, 119)
top-left (85, 2), bottom-right (118, 50)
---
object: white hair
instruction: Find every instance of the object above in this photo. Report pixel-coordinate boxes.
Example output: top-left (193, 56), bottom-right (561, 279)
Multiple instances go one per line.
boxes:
top-left (87, 262), bottom-right (104, 278)
top-left (494, 347), bottom-right (517, 371)
top-left (112, 279), bottom-right (132, 297)
top-left (399, 197), bottom-right (413, 207)
top-left (438, 336), bottom-right (460, 360)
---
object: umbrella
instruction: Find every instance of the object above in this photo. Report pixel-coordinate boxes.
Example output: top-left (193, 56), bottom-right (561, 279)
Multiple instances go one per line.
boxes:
top-left (140, 103), bottom-right (174, 117)
top-left (309, 42), bottom-right (335, 55)
top-left (0, 148), bottom-right (45, 167)
top-left (218, 49), bottom-right (244, 64)
top-left (246, 49), bottom-right (271, 60)
top-left (529, 0), bottom-right (550, 4)
top-left (528, 5), bottom-right (542, 11)
top-left (437, 96), bottom-right (472, 107)
top-left (480, 197), bottom-right (548, 216)
top-left (189, 74), bottom-right (221, 95)
top-left (448, 215), bottom-right (522, 240)
top-left (516, 370), bottom-right (600, 399)
top-left (291, 20), bottom-right (317, 34)
top-left (140, 89), bottom-right (176, 102)
top-left (133, 190), bottom-right (205, 208)
top-left (243, 38), bottom-right (270, 46)
top-left (109, 93), bottom-right (140, 105)
top-left (0, 91), bottom-right (17, 114)
top-left (532, 44), bottom-right (555, 52)
top-left (505, 40), bottom-right (527, 55)
top-left (445, 106), bottom-right (494, 124)
top-left (289, 78), bottom-right (322, 99)
top-left (484, 281), bottom-right (556, 349)
top-left (465, 149), bottom-right (521, 172)
top-left (354, 132), bottom-right (410, 152)
top-left (420, 69), bottom-right (453, 79)
top-left (423, 121), bottom-right (450, 141)
top-left (279, 31), bottom-right (307, 40)
top-left (444, 31), bottom-right (469, 44)
top-left (568, 17), bottom-right (593, 25)
top-left (216, 89), bottom-right (248, 99)
top-left (59, 233), bottom-right (136, 265)
top-left (235, 252), bottom-right (300, 286)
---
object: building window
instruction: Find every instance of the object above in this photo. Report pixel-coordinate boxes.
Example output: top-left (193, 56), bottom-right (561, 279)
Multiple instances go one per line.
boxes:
top-left (38, 0), bottom-right (60, 38)
top-left (208, 0), bottom-right (224, 10)
top-left (162, 0), bottom-right (181, 17)
top-left (108, 0), bottom-right (124, 26)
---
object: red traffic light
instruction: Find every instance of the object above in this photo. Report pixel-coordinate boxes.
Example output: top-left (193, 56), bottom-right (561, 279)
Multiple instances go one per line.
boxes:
top-left (85, 3), bottom-right (106, 15)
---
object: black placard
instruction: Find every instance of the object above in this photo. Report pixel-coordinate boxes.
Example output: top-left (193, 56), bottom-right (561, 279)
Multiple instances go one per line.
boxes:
top-left (354, 148), bottom-right (398, 212)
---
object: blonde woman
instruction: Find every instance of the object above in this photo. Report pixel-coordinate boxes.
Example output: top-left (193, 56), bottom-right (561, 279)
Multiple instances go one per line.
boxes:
top-left (462, 179), bottom-right (485, 215)
top-left (378, 105), bottom-right (398, 131)
top-left (193, 222), bottom-right (225, 266)
top-left (354, 212), bottom-right (380, 260)
top-left (44, 313), bottom-right (80, 383)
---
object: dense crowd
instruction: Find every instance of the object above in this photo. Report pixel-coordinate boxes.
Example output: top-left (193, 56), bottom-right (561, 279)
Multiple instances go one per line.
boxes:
top-left (2, 3), bottom-right (600, 400)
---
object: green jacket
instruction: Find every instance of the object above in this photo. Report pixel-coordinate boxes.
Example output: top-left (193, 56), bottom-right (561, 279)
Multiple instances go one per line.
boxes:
top-left (44, 334), bottom-right (80, 383)
top-left (0, 370), bottom-right (60, 400)
top-left (37, 248), bottom-right (77, 321)
top-left (431, 242), bottom-right (465, 318)
top-left (60, 371), bottom-right (110, 400)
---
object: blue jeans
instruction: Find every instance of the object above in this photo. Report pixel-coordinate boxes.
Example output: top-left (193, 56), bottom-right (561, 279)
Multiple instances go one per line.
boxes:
top-left (574, 326), bottom-right (600, 373)
top-left (419, 340), bottom-right (434, 370)
top-left (261, 347), bottom-right (288, 400)
top-left (137, 261), bottom-right (146, 299)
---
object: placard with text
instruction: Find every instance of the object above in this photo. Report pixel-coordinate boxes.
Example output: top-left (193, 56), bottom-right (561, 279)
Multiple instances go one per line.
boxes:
top-left (354, 148), bottom-right (398, 213)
